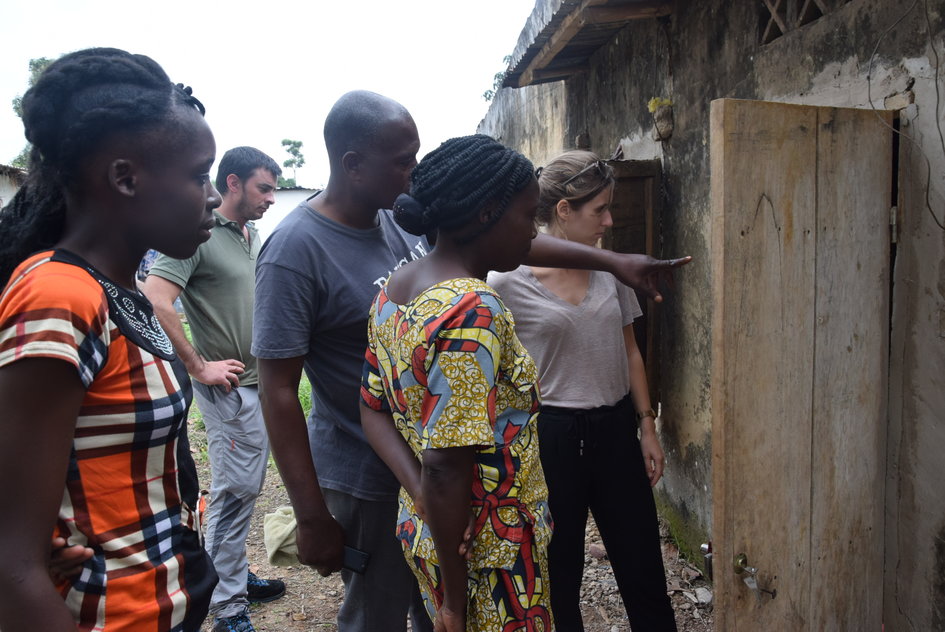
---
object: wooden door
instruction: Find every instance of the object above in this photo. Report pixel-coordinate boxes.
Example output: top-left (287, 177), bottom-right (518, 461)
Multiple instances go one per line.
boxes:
top-left (710, 99), bottom-right (891, 630)
top-left (604, 159), bottom-right (661, 402)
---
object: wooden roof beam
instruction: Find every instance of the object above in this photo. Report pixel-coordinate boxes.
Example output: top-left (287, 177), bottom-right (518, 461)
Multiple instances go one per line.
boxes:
top-left (518, 0), bottom-right (605, 87)
top-left (584, 1), bottom-right (672, 25)
top-left (531, 64), bottom-right (590, 83)
top-left (516, 0), bottom-right (673, 87)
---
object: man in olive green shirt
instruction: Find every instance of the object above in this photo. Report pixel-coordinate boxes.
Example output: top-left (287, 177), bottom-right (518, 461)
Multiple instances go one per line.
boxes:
top-left (144, 146), bottom-right (286, 632)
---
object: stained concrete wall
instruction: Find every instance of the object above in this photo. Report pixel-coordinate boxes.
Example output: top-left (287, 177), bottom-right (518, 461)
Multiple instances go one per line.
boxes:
top-left (480, 1), bottom-right (945, 627)
top-left (480, 81), bottom-right (569, 170)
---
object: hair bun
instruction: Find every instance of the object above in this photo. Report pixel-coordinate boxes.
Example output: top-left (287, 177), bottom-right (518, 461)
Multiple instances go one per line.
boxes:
top-left (392, 193), bottom-right (433, 236)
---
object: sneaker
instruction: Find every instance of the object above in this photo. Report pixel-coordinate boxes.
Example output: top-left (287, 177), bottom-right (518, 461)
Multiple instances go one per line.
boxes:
top-left (246, 570), bottom-right (286, 604)
top-left (212, 613), bottom-right (255, 632)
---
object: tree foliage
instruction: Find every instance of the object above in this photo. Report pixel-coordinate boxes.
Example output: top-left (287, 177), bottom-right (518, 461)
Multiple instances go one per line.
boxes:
top-left (483, 55), bottom-right (513, 102)
top-left (281, 138), bottom-right (305, 184)
top-left (10, 57), bottom-right (54, 167)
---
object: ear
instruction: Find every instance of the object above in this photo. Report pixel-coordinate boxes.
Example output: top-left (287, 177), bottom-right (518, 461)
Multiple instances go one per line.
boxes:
top-left (225, 173), bottom-right (243, 195)
top-left (478, 200), bottom-right (499, 224)
top-left (555, 198), bottom-right (571, 223)
top-left (341, 151), bottom-right (363, 179)
top-left (109, 159), bottom-right (137, 198)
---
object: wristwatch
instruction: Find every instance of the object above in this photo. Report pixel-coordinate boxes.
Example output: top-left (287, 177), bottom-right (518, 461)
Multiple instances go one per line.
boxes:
top-left (636, 408), bottom-right (657, 421)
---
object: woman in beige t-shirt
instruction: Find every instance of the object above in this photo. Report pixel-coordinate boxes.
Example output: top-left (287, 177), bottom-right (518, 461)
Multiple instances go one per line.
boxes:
top-left (488, 150), bottom-right (676, 631)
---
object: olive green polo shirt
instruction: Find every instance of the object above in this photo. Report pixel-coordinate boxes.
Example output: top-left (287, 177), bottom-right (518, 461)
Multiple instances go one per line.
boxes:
top-left (148, 210), bottom-right (260, 385)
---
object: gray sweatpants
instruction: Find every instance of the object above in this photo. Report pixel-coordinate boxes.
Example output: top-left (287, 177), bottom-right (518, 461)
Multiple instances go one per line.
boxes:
top-left (194, 383), bottom-right (269, 620)
top-left (323, 488), bottom-right (433, 632)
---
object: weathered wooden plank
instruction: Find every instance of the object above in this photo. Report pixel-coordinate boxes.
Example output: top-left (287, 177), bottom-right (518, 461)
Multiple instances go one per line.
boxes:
top-left (763, 0), bottom-right (789, 33)
top-left (606, 159), bottom-right (661, 402)
top-left (531, 64), bottom-right (588, 83)
top-left (518, 0), bottom-right (671, 86)
top-left (711, 99), bottom-right (817, 630)
top-left (808, 106), bottom-right (890, 629)
top-left (519, 0), bottom-right (603, 87)
top-left (583, 2), bottom-right (672, 25)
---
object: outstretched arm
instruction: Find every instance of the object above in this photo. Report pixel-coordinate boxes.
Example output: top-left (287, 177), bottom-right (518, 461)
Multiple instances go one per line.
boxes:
top-left (258, 356), bottom-right (344, 576)
top-left (142, 275), bottom-right (244, 391)
top-left (0, 359), bottom-right (86, 631)
top-left (525, 233), bottom-right (691, 302)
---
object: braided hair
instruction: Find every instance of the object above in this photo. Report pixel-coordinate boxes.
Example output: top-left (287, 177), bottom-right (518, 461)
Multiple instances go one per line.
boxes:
top-left (393, 135), bottom-right (533, 242)
top-left (0, 47), bottom-right (205, 285)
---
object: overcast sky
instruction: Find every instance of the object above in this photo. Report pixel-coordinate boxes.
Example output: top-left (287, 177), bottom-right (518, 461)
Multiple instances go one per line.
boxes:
top-left (0, 0), bottom-right (535, 190)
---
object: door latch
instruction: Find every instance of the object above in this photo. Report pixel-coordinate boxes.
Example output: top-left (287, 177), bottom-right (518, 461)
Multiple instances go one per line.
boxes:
top-left (734, 553), bottom-right (776, 603)
top-left (700, 542), bottom-right (713, 581)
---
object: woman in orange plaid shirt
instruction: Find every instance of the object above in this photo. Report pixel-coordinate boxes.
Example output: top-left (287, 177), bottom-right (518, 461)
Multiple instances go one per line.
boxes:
top-left (0, 48), bottom-right (221, 631)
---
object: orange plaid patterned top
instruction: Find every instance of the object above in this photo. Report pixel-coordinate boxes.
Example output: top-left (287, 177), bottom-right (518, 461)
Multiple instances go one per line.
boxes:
top-left (0, 250), bottom-right (213, 632)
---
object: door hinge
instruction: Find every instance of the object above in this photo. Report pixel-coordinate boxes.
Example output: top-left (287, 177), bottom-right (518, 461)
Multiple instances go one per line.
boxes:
top-left (890, 205), bottom-right (898, 244)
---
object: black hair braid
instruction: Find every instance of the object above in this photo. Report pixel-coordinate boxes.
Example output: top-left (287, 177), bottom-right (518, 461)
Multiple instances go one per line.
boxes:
top-left (174, 84), bottom-right (205, 116)
top-left (21, 52), bottom-right (171, 164)
top-left (56, 99), bottom-right (168, 175)
top-left (0, 48), bottom-right (202, 286)
top-left (403, 135), bottom-right (533, 241)
top-left (0, 157), bottom-right (67, 270)
top-left (457, 151), bottom-right (532, 238)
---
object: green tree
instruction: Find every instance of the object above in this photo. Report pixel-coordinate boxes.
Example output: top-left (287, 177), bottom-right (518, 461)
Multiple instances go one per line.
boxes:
top-left (10, 57), bottom-right (54, 167)
top-left (281, 138), bottom-right (305, 185)
top-left (483, 55), bottom-right (513, 102)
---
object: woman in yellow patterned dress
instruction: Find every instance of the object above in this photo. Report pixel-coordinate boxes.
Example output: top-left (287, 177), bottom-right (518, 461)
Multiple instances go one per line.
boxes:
top-left (359, 135), bottom-right (553, 631)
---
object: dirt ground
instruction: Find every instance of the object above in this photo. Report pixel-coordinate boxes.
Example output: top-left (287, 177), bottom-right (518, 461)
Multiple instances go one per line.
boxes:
top-left (191, 418), bottom-right (714, 631)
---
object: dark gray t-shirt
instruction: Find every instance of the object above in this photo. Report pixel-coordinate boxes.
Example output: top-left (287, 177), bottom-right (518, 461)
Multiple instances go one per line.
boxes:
top-left (252, 200), bottom-right (429, 501)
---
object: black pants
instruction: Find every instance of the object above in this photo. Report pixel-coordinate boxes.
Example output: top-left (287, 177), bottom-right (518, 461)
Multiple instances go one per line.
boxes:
top-left (538, 395), bottom-right (677, 631)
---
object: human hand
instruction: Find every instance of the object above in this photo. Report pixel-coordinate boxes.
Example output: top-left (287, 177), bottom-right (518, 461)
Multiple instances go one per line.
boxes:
top-left (610, 254), bottom-right (692, 303)
top-left (640, 431), bottom-right (665, 486)
top-left (457, 512), bottom-right (475, 561)
top-left (414, 492), bottom-right (427, 522)
top-left (413, 496), bottom-right (473, 560)
top-left (193, 358), bottom-right (245, 391)
top-left (48, 536), bottom-right (93, 583)
top-left (434, 605), bottom-right (466, 632)
top-left (296, 515), bottom-right (345, 577)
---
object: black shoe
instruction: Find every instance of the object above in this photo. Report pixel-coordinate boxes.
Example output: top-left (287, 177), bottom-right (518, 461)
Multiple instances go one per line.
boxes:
top-left (246, 570), bottom-right (286, 604)
top-left (212, 613), bottom-right (256, 632)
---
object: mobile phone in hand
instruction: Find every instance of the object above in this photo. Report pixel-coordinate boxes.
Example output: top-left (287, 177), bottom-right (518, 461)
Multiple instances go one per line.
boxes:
top-left (343, 545), bottom-right (370, 574)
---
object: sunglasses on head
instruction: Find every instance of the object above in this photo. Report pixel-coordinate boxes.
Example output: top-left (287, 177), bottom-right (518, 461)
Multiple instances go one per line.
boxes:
top-left (561, 160), bottom-right (608, 186)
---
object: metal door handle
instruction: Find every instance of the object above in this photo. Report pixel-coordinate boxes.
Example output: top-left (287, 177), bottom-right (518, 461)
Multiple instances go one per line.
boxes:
top-left (734, 553), bottom-right (757, 577)
top-left (734, 553), bottom-right (776, 603)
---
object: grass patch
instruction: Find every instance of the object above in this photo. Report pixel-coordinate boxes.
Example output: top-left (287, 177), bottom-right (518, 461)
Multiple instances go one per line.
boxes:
top-left (298, 373), bottom-right (313, 417)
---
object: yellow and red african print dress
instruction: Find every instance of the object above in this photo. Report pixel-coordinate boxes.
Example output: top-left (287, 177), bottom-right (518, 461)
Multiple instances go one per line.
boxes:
top-left (0, 250), bottom-right (214, 632)
top-left (361, 277), bottom-right (553, 631)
